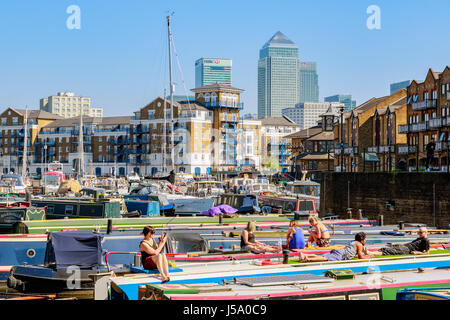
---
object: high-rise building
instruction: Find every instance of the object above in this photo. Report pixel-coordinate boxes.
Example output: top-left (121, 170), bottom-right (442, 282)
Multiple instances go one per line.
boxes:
top-left (258, 31), bottom-right (300, 118)
top-left (299, 62), bottom-right (319, 103)
top-left (324, 94), bottom-right (356, 112)
top-left (390, 80), bottom-right (412, 95)
top-left (40, 92), bottom-right (103, 118)
top-left (282, 102), bottom-right (344, 130)
top-left (195, 58), bottom-right (232, 87)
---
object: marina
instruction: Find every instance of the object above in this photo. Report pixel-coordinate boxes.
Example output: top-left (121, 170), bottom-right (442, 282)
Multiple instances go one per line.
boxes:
top-left (0, 1), bottom-right (449, 310)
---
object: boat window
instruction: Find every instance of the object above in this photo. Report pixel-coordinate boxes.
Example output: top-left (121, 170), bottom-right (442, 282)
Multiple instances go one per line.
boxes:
top-left (46, 205), bottom-right (55, 214)
top-left (297, 200), bottom-right (314, 212)
top-left (65, 205), bottom-right (74, 215)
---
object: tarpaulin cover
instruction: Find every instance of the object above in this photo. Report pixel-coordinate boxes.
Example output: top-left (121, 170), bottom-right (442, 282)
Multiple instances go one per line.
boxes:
top-left (45, 231), bottom-right (102, 269)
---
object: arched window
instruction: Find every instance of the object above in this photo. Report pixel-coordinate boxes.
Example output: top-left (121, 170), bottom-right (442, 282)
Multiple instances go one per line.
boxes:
top-left (204, 93), bottom-right (211, 103)
top-left (211, 93), bottom-right (217, 106)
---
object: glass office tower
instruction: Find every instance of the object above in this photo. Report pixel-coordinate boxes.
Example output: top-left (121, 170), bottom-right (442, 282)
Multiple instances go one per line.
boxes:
top-left (195, 58), bottom-right (232, 87)
top-left (390, 80), bottom-right (412, 95)
top-left (299, 62), bottom-right (319, 103)
top-left (325, 94), bottom-right (356, 112)
top-left (258, 31), bottom-right (299, 118)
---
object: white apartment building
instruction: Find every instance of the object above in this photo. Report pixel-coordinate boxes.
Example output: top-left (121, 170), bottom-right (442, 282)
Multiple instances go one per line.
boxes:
top-left (282, 102), bottom-right (344, 130)
top-left (259, 116), bottom-right (299, 172)
top-left (40, 92), bottom-right (103, 118)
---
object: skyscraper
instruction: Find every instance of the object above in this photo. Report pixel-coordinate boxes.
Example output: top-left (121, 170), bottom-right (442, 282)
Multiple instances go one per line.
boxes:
top-left (299, 62), bottom-right (319, 103)
top-left (324, 94), bottom-right (356, 112)
top-left (258, 31), bottom-right (299, 118)
top-left (195, 58), bottom-right (232, 87)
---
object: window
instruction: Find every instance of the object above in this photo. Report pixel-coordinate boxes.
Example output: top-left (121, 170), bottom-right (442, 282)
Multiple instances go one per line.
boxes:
top-left (12, 117), bottom-right (18, 125)
top-left (1, 118), bottom-right (6, 126)
top-left (65, 205), bottom-right (74, 215)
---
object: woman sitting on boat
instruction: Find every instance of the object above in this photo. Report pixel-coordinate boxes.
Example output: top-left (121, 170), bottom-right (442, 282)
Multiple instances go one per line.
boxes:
top-left (286, 220), bottom-right (305, 252)
top-left (241, 221), bottom-right (281, 254)
top-left (299, 232), bottom-right (374, 262)
top-left (307, 216), bottom-right (331, 247)
top-left (139, 226), bottom-right (170, 283)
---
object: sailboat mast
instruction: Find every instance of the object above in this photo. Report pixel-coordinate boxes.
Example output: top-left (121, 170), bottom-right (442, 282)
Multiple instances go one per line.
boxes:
top-left (79, 111), bottom-right (84, 177)
top-left (163, 88), bottom-right (167, 173)
top-left (22, 107), bottom-right (28, 179)
top-left (167, 15), bottom-right (175, 173)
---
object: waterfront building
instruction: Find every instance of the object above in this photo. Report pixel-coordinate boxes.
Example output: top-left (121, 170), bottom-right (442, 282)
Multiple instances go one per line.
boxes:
top-left (0, 108), bottom-right (63, 174)
top-left (324, 94), bottom-right (356, 112)
top-left (237, 119), bottom-right (262, 171)
top-left (367, 97), bottom-right (408, 171)
top-left (258, 31), bottom-right (300, 118)
top-left (286, 106), bottom-right (338, 180)
top-left (282, 102), bottom-right (344, 130)
top-left (333, 89), bottom-right (407, 172)
top-left (259, 116), bottom-right (299, 173)
top-left (195, 58), bottom-right (232, 87)
top-left (390, 80), bottom-right (412, 95)
top-left (397, 67), bottom-right (450, 171)
top-left (40, 92), bottom-right (103, 118)
top-left (299, 62), bottom-right (319, 103)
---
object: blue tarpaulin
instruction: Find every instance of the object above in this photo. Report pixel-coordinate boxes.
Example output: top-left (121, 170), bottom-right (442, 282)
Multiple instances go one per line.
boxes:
top-left (45, 231), bottom-right (102, 268)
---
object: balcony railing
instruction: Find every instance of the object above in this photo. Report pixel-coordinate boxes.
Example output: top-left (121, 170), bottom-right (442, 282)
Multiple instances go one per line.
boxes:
top-left (412, 99), bottom-right (436, 111)
top-left (344, 147), bottom-right (358, 155)
top-left (205, 102), bottom-right (244, 110)
top-left (409, 121), bottom-right (428, 132)
top-left (398, 145), bottom-right (417, 154)
top-left (428, 118), bottom-right (443, 129)
top-left (334, 148), bottom-right (341, 155)
top-left (398, 124), bottom-right (409, 134)
top-left (436, 142), bottom-right (449, 151)
top-left (368, 146), bottom-right (378, 153)
top-left (379, 146), bottom-right (395, 153)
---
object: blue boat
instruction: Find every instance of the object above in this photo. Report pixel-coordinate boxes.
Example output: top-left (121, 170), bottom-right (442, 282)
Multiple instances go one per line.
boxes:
top-left (7, 231), bottom-right (111, 292)
top-left (123, 194), bottom-right (175, 216)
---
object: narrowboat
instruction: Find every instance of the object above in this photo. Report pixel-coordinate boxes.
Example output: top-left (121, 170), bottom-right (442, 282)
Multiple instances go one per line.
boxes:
top-left (214, 194), bottom-right (260, 214)
top-left (105, 252), bottom-right (450, 300)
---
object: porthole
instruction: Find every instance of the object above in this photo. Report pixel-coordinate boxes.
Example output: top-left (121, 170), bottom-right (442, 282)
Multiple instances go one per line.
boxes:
top-left (26, 249), bottom-right (36, 258)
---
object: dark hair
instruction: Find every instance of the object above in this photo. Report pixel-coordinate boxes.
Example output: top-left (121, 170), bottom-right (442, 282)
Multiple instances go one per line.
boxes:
top-left (142, 226), bottom-right (155, 236)
top-left (355, 232), bottom-right (366, 242)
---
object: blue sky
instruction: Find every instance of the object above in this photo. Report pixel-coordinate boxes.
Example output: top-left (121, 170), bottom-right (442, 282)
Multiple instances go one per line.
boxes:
top-left (0, 0), bottom-right (449, 116)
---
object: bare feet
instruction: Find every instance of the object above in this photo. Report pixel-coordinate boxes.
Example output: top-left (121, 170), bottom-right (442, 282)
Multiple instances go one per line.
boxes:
top-left (299, 252), bottom-right (308, 262)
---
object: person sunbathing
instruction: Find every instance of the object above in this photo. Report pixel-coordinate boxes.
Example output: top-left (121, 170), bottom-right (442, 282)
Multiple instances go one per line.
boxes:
top-left (307, 216), bottom-right (331, 247)
top-left (139, 226), bottom-right (170, 283)
top-left (372, 227), bottom-right (430, 256)
top-left (299, 232), bottom-right (374, 262)
top-left (241, 221), bottom-right (281, 254)
top-left (286, 220), bottom-right (305, 252)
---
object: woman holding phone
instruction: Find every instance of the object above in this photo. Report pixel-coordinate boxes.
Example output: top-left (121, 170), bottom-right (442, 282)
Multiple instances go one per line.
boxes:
top-left (139, 226), bottom-right (170, 283)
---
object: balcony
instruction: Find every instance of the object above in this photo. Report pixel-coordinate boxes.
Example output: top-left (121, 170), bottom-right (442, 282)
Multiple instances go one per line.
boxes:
top-left (344, 147), bottom-right (358, 155)
top-left (436, 142), bottom-right (449, 151)
top-left (398, 145), bottom-right (416, 154)
top-left (379, 146), bottom-right (395, 153)
top-left (205, 102), bottom-right (244, 110)
top-left (447, 92), bottom-right (450, 101)
top-left (398, 124), bottom-right (409, 134)
top-left (411, 99), bottom-right (436, 111)
top-left (409, 121), bottom-right (428, 133)
top-left (428, 118), bottom-right (443, 129)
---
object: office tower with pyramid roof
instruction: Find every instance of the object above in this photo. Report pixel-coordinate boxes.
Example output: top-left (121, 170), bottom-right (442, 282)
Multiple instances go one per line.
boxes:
top-left (258, 31), bottom-right (300, 118)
